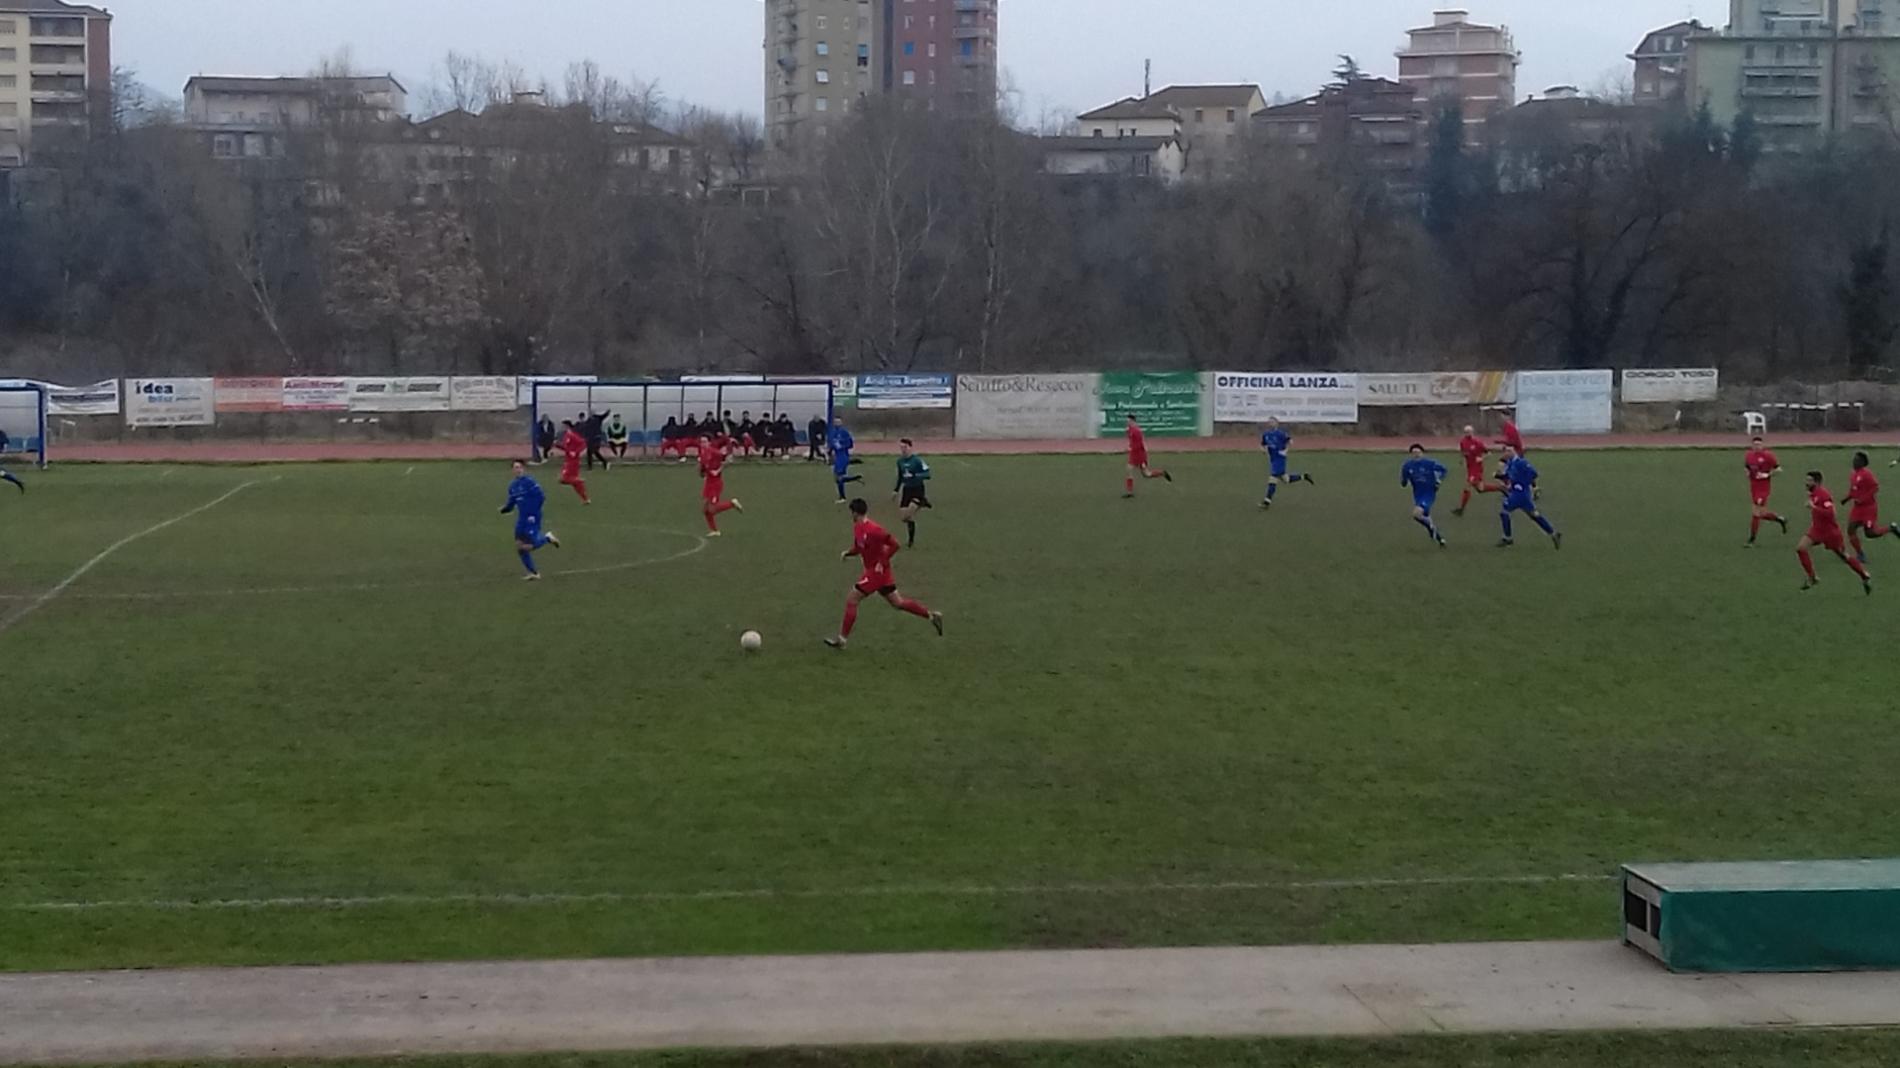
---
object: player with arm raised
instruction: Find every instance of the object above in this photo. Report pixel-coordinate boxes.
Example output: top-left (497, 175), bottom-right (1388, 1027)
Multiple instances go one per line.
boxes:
top-left (1401, 444), bottom-right (1449, 547)
top-left (1845, 451), bottom-right (1894, 564)
top-left (501, 460), bottom-right (560, 581)
top-left (1744, 436), bottom-right (1789, 547)
top-left (893, 438), bottom-right (932, 548)
top-left (700, 431), bottom-right (743, 537)
top-left (1797, 470), bottom-right (1871, 594)
top-left (825, 498), bottom-right (944, 649)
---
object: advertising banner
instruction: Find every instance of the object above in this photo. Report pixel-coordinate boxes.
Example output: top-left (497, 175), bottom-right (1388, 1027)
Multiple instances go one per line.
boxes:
top-left (449, 376), bottom-right (521, 411)
top-left (1213, 372), bottom-right (1359, 424)
top-left (858, 372), bottom-right (954, 410)
top-left (214, 377), bottom-right (285, 413)
top-left (1358, 371), bottom-right (1518, 407)
top-left (828, 374), bottom-right (858, 409)
top-left (347, 376), bottom-right (452, 412)
top-left (125, 378), bottom-right (215, 428)
top-left (1622, 368), bottom-right (1719, 403)
top-left (281, 376), bottom-right (351, 412)
top-left (1096, 372), bottom-right (1206, 437)
top-left (1518, 370), bottom-right (1614, 433)
top-left (2, 379), bottom-right (124, 416)
top-left (518, 375), bottom-right (598, 405)
top-left (954, 373), bottom-right (1098, 440)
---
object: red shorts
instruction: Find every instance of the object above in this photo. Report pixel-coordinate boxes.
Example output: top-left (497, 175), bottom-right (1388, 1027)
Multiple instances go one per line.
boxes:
top-left (1850, 504), bottom-right (1880, 527)
top-left (561, 465), bottom-right (582, 484)
top-left (1808, 527), bottom-right (1845, 552)
top-left (1465, 466), bottom-right (1487, 485)
top-left (855, 570), bottom-right (896, 596)
top-left (1128, 452), bottom-right (1148, 469)
top-left (1750, 482), bottom-right (1773, 507)
top-left (702, 476), bottom-right (724, 501)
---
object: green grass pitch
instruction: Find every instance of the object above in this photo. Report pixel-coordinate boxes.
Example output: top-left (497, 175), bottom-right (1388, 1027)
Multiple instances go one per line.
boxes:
top-left (1, 447), bottom-right (1897, 972)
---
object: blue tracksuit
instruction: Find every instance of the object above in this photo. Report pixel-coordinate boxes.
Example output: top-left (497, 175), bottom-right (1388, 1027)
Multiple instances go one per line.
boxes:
top-left (1502, 456), bottom-right (1539, 513)
top-left (503, 474), bottom-right (547, 540)
top-left (1402, 457), bottom-right (1448, 515)
top-left (829, 425), bottom-right (862, 498)
top-left (1263, 428), bottom-right (1291, 478)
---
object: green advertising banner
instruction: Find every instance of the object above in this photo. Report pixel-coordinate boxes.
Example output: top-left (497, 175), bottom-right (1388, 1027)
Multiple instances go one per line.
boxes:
top-left (1097, 372), bottom-right (1205, 437)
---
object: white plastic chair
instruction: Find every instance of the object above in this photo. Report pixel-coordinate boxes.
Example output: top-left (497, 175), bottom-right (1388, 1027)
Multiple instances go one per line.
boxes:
top-left (1742, 411), bottom-right (1768, 435)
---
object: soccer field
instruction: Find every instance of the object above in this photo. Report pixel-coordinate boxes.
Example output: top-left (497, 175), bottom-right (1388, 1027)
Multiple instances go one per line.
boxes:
top-left (2, 448), bottom-right (1897, 972)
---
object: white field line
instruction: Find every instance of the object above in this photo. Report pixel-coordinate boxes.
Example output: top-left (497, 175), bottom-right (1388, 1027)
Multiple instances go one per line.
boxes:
top-left (0, 479), bottom-right (272, 633)
top-left (0, 527), bottom-right (710, 603)
top-left (403, 465), bottom-right (416, 477)
top-left (7, 872), bottom-right (1614, 913)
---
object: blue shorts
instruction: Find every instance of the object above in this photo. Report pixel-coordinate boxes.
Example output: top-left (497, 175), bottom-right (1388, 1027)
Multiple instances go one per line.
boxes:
top-left (514, 514), bottom-right (542, 542)
top-left (1269, 458), bottom-right (1288, 478)
top-left (1414, 492), bottom-right (1438, 515)
top-left (1503, 491), bottom-right (1536, 513)
top-left (833, 457), bottom-right (852, 477)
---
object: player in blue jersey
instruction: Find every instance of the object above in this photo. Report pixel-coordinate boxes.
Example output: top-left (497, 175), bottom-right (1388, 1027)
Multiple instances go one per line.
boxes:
top-left (828, 416), bottom-right (864, 503)
top-left (1400, 444), bottom-right (1448, 547)
top-left (1496, 445), bottom-right (1561, 549)
top-left (1259, 418), bottom-right (1314, 508)
top-left (500, 459), bottom-right (561, 580)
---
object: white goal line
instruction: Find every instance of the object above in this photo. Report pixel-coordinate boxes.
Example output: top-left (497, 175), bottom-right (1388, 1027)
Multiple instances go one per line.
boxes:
top-left (8, 872), bottom-right (1615, 913)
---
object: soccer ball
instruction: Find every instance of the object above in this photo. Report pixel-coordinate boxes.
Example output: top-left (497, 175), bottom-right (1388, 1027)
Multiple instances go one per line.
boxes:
top-left (740, 630), bottom-right (763, 652)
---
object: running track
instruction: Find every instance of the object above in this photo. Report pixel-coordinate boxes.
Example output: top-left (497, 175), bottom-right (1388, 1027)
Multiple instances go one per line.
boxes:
top-left (50, 432), bottom-right (1900, 464)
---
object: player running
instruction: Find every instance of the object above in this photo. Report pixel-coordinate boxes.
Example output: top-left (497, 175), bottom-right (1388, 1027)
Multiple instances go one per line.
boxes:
top-left (1451, 424), bottom-right (1499, 516)
top-left (1496, 413), bottom-right (1526, 456)
top-left (501, 459), bottom-right (561, 581)
top-left (1122, 413), bottom-right (1173, 497)
top-left (1845, 451), bottom-right (1894, 563)
top-left (1496, 445), bottom-right (1561, 549)
top-left (1259, 418), bottom-right (1311, 508)
top-left (893, 438), bottom-right (932, 548)
top-left (1401, 444), bottom-right (1449, 547)
top-left (557, 420), bottom-right (592, 504)
top-left (1797, 470), bottom-right (1872, 594)
top-left (1743, 435), bottom-right (1789, 547)
top-left (824, 498), bottom-right (944, 649)
top-left (828, 417), bottom-right (864, 502)
top-left (699, 432), bottom-right (744, 537)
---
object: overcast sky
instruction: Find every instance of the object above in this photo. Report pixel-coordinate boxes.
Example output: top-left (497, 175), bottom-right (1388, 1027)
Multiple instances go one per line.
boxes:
top-left (113, 0), bottom-right (1729, 121)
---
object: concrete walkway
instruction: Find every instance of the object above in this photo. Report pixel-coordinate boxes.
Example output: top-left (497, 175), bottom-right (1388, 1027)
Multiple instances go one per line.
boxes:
top-left (4, 941), bottom-right (1900, 1064)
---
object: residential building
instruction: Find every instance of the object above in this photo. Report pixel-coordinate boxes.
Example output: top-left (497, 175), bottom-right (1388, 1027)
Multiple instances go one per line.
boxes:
top-left (1252, 75), bottom-right (1426, 180)
top-left (763, 0), bottom-right (876, 152)
top-left (1630, 20), bottom-right (1702, 106)
top-left (1076, 96), bottom-right (1182, 140)
top-left (182, 74), bottom-right (406, 159)
top-left (1074, 84), bottom-right (1263, 180)
top-left (398, 97), bottom-right (705, 202)
top-left (0, 0), bottom-right (112, 167)
top-left (1040, 134), bottom-right (1184, 185)
top-left (1687, 0), bottom-right (1900, 154)
top-left (877, 0), bottom-right (998, 112)
top-left (1396, 8), bottom-right (1519, 145)
top-left (1492, 87), bottom-right (1656, 189)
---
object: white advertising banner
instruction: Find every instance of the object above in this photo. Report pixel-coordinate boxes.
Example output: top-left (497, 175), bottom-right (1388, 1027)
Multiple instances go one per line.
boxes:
top-left (1358, 371), bottom-right (1518, 407)
top-left (1213, 372), bottom-right (1359, 424)
top-left (347, 376), bottom-right (452, 412)
top-left (281, 376), bottom-right (351, 411)
top-left (0, 379), bottom-right (123, 416)
top-left (450, 376), bottom-right (521, 411)
top-left (124, 378), bottom-right (215, 428)
top-left (1621, 368), bottom-right (1718, 403)
top-left (954, 374), bottom-right (1099, 440)
top-left (1517, 370), bottom-right (1615, 433)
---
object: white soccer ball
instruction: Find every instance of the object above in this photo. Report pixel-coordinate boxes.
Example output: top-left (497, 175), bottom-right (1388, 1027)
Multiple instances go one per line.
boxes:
top-left (740, 630), bottom-right (763, 652)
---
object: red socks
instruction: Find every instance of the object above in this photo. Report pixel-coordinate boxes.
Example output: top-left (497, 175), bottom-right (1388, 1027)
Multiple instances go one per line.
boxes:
top-left (571, 482), bottom-right (589, 503)
top-left (1145, 469), bottom-right (1168, 480)
top-left (1799, 549), bottom-right (1817, 580)
top-left (1751, 517), bottom-right (1762, 538)
top-left (894, 597), bottom-right (931, 619)
top-left (705, 501), bottom-right (737, 531)
top-left (1124, 477), bottom-right (1134, 493)
top-left (840, 602), bottom-right (859, 638)
top-left (1847, 554), bottom-right (1871, 580)
top-left (1459, 489), bottom-right (1472, 510)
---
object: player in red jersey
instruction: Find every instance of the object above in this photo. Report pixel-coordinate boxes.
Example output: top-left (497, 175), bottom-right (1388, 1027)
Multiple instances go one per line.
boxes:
top-left (557, 421), bottom-right (592, 504)
top-left (1451, 424), bottom-right (1502, 516)
top-left (1495, 414), bottom-right (1525, 456)
top-left (1743, 435), bottom-right (1789, 546)
top-left (1845, 451), bottom-right (1895, 563)
top-left (1796, 470), bottom-right (1871, 594)
top-left (825, 498), bottom-right (944, 649)
top-left (699, 433), bottom-right (744, 536)
top-left (1122, 413), bottom-right (1173, 497)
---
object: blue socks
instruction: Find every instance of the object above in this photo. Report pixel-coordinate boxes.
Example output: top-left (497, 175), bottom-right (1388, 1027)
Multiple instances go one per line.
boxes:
top-left (1533, 514), bottom-right (1555, 536)
top-left (518, 549), bottom-right (537, 575)
top-left (0, 471), bottom-right (19, 489)
top-left (1500, 512), bottom-right (1513, 539)
top-left (1415, 516), bottom-right (1438, 540)
top-left (1266, 482), bottom-right (1278, 501)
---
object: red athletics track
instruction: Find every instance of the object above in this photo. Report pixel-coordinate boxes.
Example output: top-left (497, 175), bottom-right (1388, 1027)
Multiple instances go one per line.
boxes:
top-left (49, 431), bottom-right (1898, 464)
